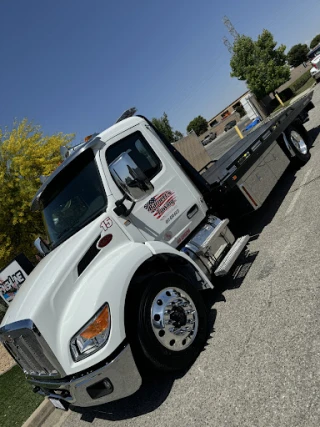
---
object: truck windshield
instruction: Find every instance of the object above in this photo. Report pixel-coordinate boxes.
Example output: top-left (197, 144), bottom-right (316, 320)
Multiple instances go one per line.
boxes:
top-left (41, 150), bottom-right (107, 248)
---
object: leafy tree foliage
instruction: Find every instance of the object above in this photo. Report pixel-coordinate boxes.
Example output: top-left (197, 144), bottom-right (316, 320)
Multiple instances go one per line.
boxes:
top-left (310, 34), bottom-right (320, 49)
top-left (230, 29), bottom-right (290, 99)
top-left (173, 130), bottom-right (184, 141)
top-left (151, 112), bottom-right (175, 142)
top-left (0, 119), bottom-right (74, 268)
top-left (234, 105), bottom-right (246, 117)
top-left (186, 116), bottom-right (208, 136)
top-left (287, 44), bottom-right (309, 67)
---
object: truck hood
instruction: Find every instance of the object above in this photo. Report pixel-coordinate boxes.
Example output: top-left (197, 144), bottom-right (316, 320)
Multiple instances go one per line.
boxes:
top-left (1, 212), bottom-right (126, 328)
top-left (0, 210), bottom-right (151, 375)
top-left (1, 217), bottom-right (96, 326)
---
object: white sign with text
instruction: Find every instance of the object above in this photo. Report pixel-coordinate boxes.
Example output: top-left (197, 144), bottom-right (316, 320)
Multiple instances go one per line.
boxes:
top-left (0, 260), bottom-right (28, 305)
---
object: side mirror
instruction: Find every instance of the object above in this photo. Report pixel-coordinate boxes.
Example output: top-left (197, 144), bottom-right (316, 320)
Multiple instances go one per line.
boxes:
top-left (109, 152), bottom-right (154, 202)
top-left (60, 146), bottom-right (69, 160)
top-left (34, 237), bottom-right (50, 257)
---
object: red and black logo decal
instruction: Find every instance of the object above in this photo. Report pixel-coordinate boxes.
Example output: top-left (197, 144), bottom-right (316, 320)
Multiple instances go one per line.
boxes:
top-left (144, 191), bottom-right (177, 219)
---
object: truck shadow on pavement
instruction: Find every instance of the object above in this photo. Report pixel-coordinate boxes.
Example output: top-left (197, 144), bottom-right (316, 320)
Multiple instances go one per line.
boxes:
top-left (307, 124), bottom-right (320, 147)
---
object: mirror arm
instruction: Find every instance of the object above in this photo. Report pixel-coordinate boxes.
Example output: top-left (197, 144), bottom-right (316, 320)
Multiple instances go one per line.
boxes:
top-left (113, 194), bottom-right (136, 217)
top-left (126, 200), bottom-right (136, 216)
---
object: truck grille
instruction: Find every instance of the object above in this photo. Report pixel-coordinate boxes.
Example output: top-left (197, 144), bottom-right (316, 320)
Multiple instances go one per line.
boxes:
top-left (0, 320), bottom-right (64, 378)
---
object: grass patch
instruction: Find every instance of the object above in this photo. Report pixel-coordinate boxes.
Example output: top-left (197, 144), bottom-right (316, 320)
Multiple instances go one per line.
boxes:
top-left (289, 70), bottom-right (312, 93)
top-left (0, 366), bottom-right (43, 427)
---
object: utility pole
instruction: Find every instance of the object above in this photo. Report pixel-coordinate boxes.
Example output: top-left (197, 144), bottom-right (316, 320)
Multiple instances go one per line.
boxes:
top-left (222, 16), bottom-right (240, 41)
top-left (222, 16), bottom-right (240, 54)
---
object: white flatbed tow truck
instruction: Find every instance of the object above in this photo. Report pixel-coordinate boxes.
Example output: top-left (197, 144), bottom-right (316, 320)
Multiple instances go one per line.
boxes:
top-left (0, 92), bottom-right (315, 409)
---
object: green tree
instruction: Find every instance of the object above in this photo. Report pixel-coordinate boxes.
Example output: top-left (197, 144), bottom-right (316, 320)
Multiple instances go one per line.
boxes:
top-left (173, 130), bottom-right (184, 141)
top-left (234, 105), bottom-right (246, 117)
top-left (186, 116), bottom-right (208, 136)
top-left (230, 29), bottom-right (290, 99)
top-left (310, 34), bottom-right (320, 49)
top-left (287, 44), bottom-right (309, 67)
top-left (151, 112), bottom-right (174, 142)
top-left (0, 119), bottom-right (74, 268)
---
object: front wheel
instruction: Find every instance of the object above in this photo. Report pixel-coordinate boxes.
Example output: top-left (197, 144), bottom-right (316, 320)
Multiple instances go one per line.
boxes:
top-left (132, 272), bottom-right (209, 372)
top-left (286, 126), bottom-right (311, 168)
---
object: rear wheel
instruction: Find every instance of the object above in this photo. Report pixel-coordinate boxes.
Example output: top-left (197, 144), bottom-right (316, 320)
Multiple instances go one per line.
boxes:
top-left (131, 272), bottom-right (208, 372)
top-left (286, 126), bottom-right (310, 167)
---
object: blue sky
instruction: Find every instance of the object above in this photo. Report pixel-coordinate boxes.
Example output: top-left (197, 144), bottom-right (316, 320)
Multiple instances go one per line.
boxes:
top-left (1, 0), bottom-right (319, 141)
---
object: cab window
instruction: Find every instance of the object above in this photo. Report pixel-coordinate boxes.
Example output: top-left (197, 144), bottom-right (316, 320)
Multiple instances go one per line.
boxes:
top-left (106, 131), bottom-right (161, 180)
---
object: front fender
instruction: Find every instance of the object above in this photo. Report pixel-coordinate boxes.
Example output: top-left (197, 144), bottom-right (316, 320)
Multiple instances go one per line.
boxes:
top-left (145, 241), bottom-right (214, 290)
top-left (60, 242), bottom-right (153, 375)
top-left (60, 241), bottom-right (213, 375)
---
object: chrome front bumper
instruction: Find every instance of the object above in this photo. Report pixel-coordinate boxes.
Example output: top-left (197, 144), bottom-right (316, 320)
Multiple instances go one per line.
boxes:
top-left (28, 343), bottom-right (142, 407)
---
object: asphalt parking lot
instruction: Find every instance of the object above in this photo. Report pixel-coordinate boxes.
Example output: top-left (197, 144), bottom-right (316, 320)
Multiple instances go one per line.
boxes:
top-left (205, 115), bottom-right (250, 160)
top-left (46, 85), bottom-right (320, 427)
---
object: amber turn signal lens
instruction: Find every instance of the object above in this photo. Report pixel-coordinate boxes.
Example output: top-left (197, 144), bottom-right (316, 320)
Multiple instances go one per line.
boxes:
top-left (80, 306), bottom-right (110, 339)
top-left (84, 134), bottom-right (93, 142)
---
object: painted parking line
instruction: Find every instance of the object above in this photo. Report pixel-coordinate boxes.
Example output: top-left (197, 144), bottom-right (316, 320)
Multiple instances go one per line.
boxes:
top-left (285, 168), bottom-right (313, 217)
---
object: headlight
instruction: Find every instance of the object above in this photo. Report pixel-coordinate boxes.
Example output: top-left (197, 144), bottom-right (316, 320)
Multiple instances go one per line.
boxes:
top-left (70, 303), bottom-right (111, 362)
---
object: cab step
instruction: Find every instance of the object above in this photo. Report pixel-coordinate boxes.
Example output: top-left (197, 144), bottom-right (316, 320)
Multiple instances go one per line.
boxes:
top-left (214, 235), bottom-right (250, 277)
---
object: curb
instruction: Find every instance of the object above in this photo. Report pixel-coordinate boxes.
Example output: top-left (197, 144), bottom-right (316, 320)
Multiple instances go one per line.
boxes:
top-left (22, 399), bottom-right (55, 427)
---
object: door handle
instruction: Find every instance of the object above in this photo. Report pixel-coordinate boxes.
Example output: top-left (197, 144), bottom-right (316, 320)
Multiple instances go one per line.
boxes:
top-left (187, 204), bottom-right (199, 219)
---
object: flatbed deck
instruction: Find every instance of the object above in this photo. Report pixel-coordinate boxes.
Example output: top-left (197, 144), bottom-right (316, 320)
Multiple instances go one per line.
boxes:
top-left (202, 92), bottom-right (314, 191)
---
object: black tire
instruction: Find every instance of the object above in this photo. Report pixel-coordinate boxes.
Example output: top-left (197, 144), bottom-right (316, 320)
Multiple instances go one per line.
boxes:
top-left (130, 272), bottom-right (208, 372)
top-left (286, 126), bottom-right (311, 168)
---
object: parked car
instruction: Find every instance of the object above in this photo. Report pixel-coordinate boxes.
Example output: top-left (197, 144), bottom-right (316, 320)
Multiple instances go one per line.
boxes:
top-left (224, 120), bottom-right (237, 132)
top-left (201, 132), bottom-right (217, 146)
top-left (244, 117), bottom-right (261, 132)
top-left (310, 54), bottom-right (320, 83)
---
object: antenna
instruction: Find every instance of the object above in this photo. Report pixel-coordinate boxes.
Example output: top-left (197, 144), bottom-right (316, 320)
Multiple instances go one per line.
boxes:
top-left (223, 16), bottom-right (240, 40)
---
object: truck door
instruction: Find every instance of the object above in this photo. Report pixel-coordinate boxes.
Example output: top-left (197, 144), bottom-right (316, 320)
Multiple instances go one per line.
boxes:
top-left (103, 124), bottom-right (207, 247)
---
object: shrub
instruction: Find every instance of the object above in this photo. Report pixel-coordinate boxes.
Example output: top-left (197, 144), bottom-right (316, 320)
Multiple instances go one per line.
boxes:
top-left (290, 71), bottom-right (312, 93)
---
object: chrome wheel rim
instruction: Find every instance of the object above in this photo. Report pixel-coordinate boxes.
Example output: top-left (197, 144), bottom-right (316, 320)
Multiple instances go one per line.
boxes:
top-left (150, 287), bottom-right (199, 351)
top-left (291, 130), bottom-right (308, 155)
